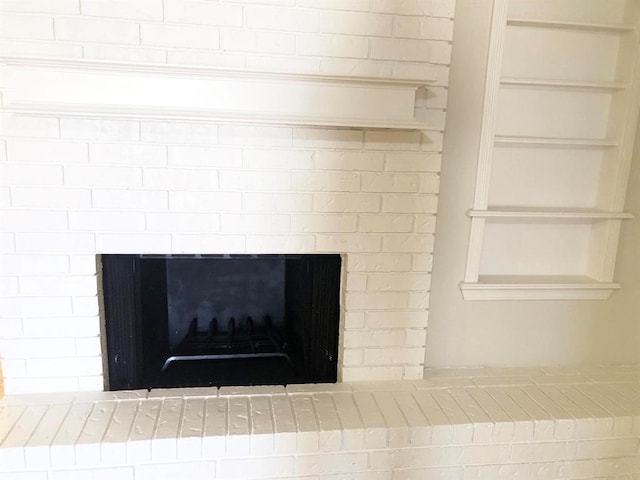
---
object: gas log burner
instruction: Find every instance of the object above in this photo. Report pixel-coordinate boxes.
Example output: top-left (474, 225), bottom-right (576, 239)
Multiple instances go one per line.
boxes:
top-left (101, 254), bottom-right (341, 390)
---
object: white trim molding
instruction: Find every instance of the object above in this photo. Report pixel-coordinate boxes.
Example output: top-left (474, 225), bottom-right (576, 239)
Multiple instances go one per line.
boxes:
top-left (0, 57), bottom-right (431, 130)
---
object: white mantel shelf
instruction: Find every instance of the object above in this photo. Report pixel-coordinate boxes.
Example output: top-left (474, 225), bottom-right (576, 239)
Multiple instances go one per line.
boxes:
top-left (0, 57), bottom-right (432, 130)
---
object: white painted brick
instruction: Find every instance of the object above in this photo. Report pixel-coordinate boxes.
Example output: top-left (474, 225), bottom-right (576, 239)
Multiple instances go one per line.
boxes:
top-left (4, 377), bottom-right (78, 394)
top-left (0, 164), bottom-right (63, 186)
top-left (243, 192), bottom-right (312, 212)
top-left (362, 173), bottom-right (419, 192)
top-left (245, 234), bottom-right (315, 253)
top-left (172, 234), bottom-right (245, 253)
top-left (0, 187), bottom-right (9, 208)
top-left (292, 171), bottom-right (360, 192)
top-left (294, 128), bottom-right (363, 150)
top-left (346, 272), bottom-right (367, 291)
top-left (0, 38), bottom-right (83, 58)
top-left (344, 312), bottom-right (366, 330)
top-left (81, 0), bottom-right (163, 21)
top-left (167, 49), bottom-right (245, 68)
top-left (1, 210), bottom-right (68, 231)
top-left (92, 189), bottom-right (168, 210)
top-left (70, 255), bottom-right (98, 274)
top-left (69, 211), bottom-right (145, 232)
top-left (383, 234), bottom-right (435, 253)
top-left (27, 356), bottom-right (102, 377)
top-left (218, 457), bottom-right (295, 479)
top-left (220, 213), bottom-right (288, 233)
top-left (170, 191), bottom-right (241, 211)
top-left (72, 298), bottom-right (98, 318)
top-left (95, 233), bottom-right (170, 253)
top-left (0, 254), bottom-right (69, 274)
top-left (412, 253), bottom-right (434, 271)
top-left (141, 23), bottom-right (219, 49)
top-left (296, 34), bottom-right (368, 58)
top-left (320, 12), bottom-right (393, 36)
top-left (364, 131), bottom-right (422, 151)
top-left (143, 168), bottom-right (218, 189)
top-left (50, 467), bottom-right (134, 480)
top-left (359, 214), bottom-right (414, 233)
top-left (344, 328), bottom-right (405, 348)
top-left (316, 234), bottom-right (381, 253)
top-left (0, 115), bottom-right (60, 139)
top-left (419, 173), bottom-right (440, 193)
top-left (12, 187), bottom-right (91, 209)
top-left (371, 38), bottom-right (452, 64)
top-left (74, 336), bottom-right (101, 356)
top-left (313, 193), bottom-right (380, 213)
top-left (135, 461), bottom-right (216, 480)
top-left (314, 151), bottom-right (384, 171)
top-left (342, 348), bottom-right (364, 366)
top-left (65, 165), bottom-right (142, 187)
top-left (164, 0), bottom-right (242, 26)
top-left (366, 311), bottom-right (428, 328)
top-left (147, 212), bottom-right (221, 233)
top-left (372, 0), bottom-right (451, 16)
top-left (140, 122), bottom-right (218, 145)
top-left (364, 347), bottom-right (424, 365)
top-left (219, 126), bottom-right (293, 147)
top-left (0, 338), bottom-right (76, 359)
top-left (297, 0), bottom-right (370, 11)
top-left (7, 140), bottom-right (88, 164)
top-left (0, 276), bottom-right (19, 295)
top-left (345, 292), bottom-right (408, 311)
top-left (394, 16), bottom-right (455, 41)
top-left (15, 232), bottom-right (95, 254)
top-left (245, 54), bottom-right (320, 74)
top-left (19, 275), bottom-right (96, 296)
top-left (0, 0), bottom-right (79, 14)
top-left (383, 194), bottom-right (438, 213)
top-left (23, 316), bottom-right (99, 338)
top-left (245, 6), bottom-right (319, 32)
top-left (89, 143), bottom-right (166, 165)
top-left (168, 146), bottom-right (242, 167)
top-left (291, 214), bottom-right (357, 233)
top-left (319, 58), bottom-right (394, 78)
top-left (220, 171), bottom-right (290, 191)
top-left (244, 149), bottom-right (314, 170)
top-left (347, 253), bottom-right (413, 272)
top-left (0, 14), bottom-right (53, 40)
top-left (394, 62), bottom-right (450, 86)
top-left (60, 118), bottom-right (139, 141)
top-left (55, 17), bottom-right (139, 44)
top-left (368, 273), bottom-right (431, 291)
top-left (221, 29), bottom-right (295, 54)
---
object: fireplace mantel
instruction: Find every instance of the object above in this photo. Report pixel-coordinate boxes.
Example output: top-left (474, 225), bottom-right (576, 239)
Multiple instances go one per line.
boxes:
top-left (1, 57), bottom-right (431, 130)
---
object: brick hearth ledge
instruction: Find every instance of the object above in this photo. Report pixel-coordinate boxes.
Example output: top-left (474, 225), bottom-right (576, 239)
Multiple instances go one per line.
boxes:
top-left (0, 366), bottom-right (639, 479)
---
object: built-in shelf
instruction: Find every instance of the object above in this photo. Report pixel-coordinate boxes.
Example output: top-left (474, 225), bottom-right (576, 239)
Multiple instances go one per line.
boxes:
top-left (460, 276), bottom-right (621, 301)
top-left (462, 0), bottom-right (640, 301)
top-left (507, 18), bottom-right (636, 33)
top-left (500, 77), bottom-right (629, 90)
top-left (0, 57), bottom-right (431, 131)
top-left (494, 135), bottom-right (619, 148)
top-left (467, 208), bottom-right (634, 220)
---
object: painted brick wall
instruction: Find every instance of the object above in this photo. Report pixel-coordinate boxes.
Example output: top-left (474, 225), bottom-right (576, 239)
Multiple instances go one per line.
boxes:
top-left (0, 0), bottom-right (454, 394)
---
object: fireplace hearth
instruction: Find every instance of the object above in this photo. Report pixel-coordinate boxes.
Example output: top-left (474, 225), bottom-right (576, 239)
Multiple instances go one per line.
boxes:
top-left (101, 254), bottom-right (341, 390)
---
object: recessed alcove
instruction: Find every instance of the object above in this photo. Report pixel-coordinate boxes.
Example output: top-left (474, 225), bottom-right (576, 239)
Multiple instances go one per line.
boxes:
top-left (101, 254), bottom-right (341, 390)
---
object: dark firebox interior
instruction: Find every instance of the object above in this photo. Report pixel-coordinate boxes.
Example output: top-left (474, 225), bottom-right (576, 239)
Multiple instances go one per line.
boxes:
top-left (102, 254), bottom-right (341, 390)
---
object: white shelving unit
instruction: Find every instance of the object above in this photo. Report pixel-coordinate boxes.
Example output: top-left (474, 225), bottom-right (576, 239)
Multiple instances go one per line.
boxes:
top-left (461, 0), bottom-right (640, 300)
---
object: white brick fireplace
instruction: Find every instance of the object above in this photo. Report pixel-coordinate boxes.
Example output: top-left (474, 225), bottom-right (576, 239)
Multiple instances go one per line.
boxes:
top-left (0, 0), bottom-right (454, 396)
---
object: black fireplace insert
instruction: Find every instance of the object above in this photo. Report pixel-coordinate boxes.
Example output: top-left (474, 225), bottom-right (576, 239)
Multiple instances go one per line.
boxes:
top-left (101, 254), bottom-right (341, 390)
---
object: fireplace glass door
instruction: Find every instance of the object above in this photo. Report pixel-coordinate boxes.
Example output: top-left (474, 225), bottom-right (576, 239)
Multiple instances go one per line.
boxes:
top-left (101, 254), bottom-right (341, 390)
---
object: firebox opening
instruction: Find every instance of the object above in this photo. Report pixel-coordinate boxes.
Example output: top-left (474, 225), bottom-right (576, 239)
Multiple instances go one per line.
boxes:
top-left (101, 254), bottom-right (341, 390)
